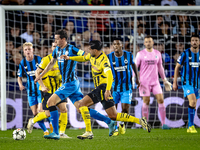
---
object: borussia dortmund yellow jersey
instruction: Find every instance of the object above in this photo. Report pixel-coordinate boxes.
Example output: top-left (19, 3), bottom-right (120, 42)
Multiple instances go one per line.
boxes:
top-left (84, 52), bottom-right (111, 87)
top-left (38, 54), bottom-right (62, 94)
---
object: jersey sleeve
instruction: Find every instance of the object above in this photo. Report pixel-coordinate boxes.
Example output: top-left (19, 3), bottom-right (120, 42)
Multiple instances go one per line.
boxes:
top-left (135, 52), bottom-right (141, 68)
top-left (84, 53), bottom-right (91, 61)
top-left (71, 46), bottom-right (85, 56)
top-left (52, 48), bottom-right (57, 58)
top-left (158, 51), bottom-right (163, 65)
top-left (38, 56), bottom-right (49, 70)
top-left (17, 63), bottom-right (24, 77)
top-left (177, 52), bottom-right (185, 66)
top-left (102, 57), bottom-right (111, 73)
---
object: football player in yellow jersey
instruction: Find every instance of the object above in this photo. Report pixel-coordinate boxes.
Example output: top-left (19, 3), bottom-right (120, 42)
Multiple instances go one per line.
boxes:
top-left (64, 40), bottom-right (151, 139)
top-left (27, 42), bottom-right (71, 138)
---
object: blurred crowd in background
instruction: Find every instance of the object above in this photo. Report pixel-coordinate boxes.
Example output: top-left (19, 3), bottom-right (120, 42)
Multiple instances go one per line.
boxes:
top-left (3, 0), bottom-right (200, 84)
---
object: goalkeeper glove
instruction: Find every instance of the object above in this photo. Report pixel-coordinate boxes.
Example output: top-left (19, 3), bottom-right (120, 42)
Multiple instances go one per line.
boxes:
top-left (164, 79), bottom-right (172, 91)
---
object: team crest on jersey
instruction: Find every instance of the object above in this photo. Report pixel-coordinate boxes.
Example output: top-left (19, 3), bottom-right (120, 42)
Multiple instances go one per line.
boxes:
top-left (187, 90), bottom-right (190, 93)
top-left (143, 91), bottom-right (145, 94)
top-left (124, 59), bottom-right (128, 64)
top-left (65, 51), bottom-right (69, 56)
top-left (155, 55), bottom-right (158, 59)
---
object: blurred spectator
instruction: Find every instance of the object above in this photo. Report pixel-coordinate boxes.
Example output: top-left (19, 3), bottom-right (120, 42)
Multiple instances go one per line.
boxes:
top-left (125, 19), bottom-right (139, 35)
top-left (6, 41), bottom-right (14, 60)
top-left (103, 43), bottom-right (112, 55)
top-left (20, 22), bottom-right (34, 42)
top-left (175, 41), bottom-right (184, 54)
top-left (67, 0), bottom-right (88, 5)
top-left (39, 46), bottom-right (48, 58)
top-left (6, 53), bottom-right (23, 78)
top-left (41, 23), bottom-right (54, 46)
top-left (45, 14), bottom-right (57, 32)
top-left (152, 15), bottom-right (164, 35)
top-left (9, 25), bottom-right (26, 49)
top-left (161, 0), bottom-right (178, 6)
top-left (74, 33), bottom-right (82, 48)
top-left (65, 21), bottom-right (76, 45)
top-left (63, 11), bottom-right (88, 33)
top-left (33, 46), bottom-right (41, 56)
top-left (142, 0), bottom-right (160, 5)
top-left (32, 32), bottom-right (41, 47)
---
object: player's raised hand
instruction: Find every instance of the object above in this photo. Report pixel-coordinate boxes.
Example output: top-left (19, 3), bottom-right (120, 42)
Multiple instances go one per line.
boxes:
top-left (60, 55), bottom-right (70, 60)
top-left (41, 86), bottom-right (49, 93)
top-left (19, 85), bottom-right (25, 91)
top-left (173, 82), bottom-right (178, 91)
top-left (104, 90), bottom-right (113, 101)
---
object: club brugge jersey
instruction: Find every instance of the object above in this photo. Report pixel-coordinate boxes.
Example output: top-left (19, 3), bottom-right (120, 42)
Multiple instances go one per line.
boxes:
top-left (18, 55), bottom-right (41, 96)
top-left (52, 44), bottom-right (85, 84)
top-left (107, 50), bottom-right (134, 92)
top-left (177, 48), bottom-right (200, 89)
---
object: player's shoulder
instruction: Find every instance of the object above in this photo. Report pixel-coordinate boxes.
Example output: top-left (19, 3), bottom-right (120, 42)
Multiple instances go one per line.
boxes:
top-left (107, 51), bottom-right (114, 57)
top-left (123, 50), bottom-right (132, 55)
top-left (34, 55), bottom-right (42, 59)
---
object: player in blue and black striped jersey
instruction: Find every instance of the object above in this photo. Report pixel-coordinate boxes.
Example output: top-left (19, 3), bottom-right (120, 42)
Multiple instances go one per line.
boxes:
top-left (17, 42), bottom-right (49, 136)
top-left (34, 29), bottom-right (116, 140)
top-left (107, 38), bottom-right (140, 135)
top-left (173, 34), bottom-right (200, 133)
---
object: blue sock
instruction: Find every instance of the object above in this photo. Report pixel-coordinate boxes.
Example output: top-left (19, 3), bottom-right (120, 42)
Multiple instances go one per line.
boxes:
top-left (89, 108), bottom-right (111, 124)
top-left (46, 117), bottom-right (51, 124)
top-left (188, 106), bottom-right (195, 128)
top-left (115, 125), bottom-right (118, 130)
top-left (49, 106), bottom-right (59, 135)
top-left (37, 120), bottom-right (47, 132)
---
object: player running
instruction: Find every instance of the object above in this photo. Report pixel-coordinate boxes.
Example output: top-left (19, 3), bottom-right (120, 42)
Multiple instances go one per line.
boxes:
top-left (27, 42), bottom-right (70, 138)
top-left (107, 38), bottom-right (140, 135)
top-left (173, 34), bottom-right (200, 133)
top-left (34, 29), bottom-right (116, 140)
top-left (65, 40), bottom-right (151, 140)
top-left (135, 35), bottom-right (171, 130)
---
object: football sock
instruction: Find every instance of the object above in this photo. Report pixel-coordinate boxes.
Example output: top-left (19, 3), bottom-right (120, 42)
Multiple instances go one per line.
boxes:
top-left (49, 106), bottom-right (59, 135)
top-left (37, 120), bottom-right (47, 132)
top-left (116, 113), bottom-right (140, 124)
top-left (188, 106), bottom-right (195, 128)
top-left (158, 103), bottom-right (166, 126)
top-left (89, 108), bottom-right (111, 124)
top-left (142, 103), bottom-right (149, 121)
top-left (59, 113), bottom-right (68, 134)
top-left (79, 106), bottom-right (92, 132)
top-left (33, 112), bottom-right (48, 124)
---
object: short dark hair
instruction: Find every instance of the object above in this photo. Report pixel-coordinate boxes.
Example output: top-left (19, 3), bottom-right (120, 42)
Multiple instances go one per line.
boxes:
top-left (191, 34), bottom-right (199, 40)
top-left (55, 29), bottom-right (68, 40)
top-left (144, 35), bottom-right (153, 39)
top-left (112, 37), bottom-right (122, 42)
top-left (89, 40), bottom-right (103, 51)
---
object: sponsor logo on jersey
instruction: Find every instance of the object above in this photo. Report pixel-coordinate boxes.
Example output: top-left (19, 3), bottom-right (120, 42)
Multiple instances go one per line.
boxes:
top-left (114, 65), bottom-right (127, 72)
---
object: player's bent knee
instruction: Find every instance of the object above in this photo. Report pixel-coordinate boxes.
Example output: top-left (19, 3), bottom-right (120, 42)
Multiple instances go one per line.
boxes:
top-left (189, 101), bottom-right (196, 107)
top-left (157, 99), bottom-right (164, 104)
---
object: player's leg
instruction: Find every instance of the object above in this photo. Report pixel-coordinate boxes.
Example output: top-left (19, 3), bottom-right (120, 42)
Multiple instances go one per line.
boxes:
top-left (139, 84), bottom-right (151, 121)
top-left (119, 90), bottom-right (132, 134)
top-left (57, 101), bottom-right (71, 138)
top-left (76, 95), bottom-right (94, 139)
top-left (28, 96), bottom-right (48, 134)
top-left (72, 86), bottom-right (116, 137)
top-left (105, 105), bottom-right (151, 132)
top-left (187, 93), bottom-right (197, 133)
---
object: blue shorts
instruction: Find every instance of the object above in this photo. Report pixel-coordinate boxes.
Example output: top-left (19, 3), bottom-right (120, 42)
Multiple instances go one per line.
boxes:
top-left (112, 90), bottom-right (132, 104)
top-left (182, 85), bottom-right (200, 99)
top-left (55, 80), bottom-right (83, 104)
top-left (28, 93), bottom-right (42, 107)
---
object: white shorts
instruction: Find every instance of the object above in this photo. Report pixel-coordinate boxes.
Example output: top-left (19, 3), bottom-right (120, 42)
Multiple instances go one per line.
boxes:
top-left (139, 83), bottom-right (163, 97)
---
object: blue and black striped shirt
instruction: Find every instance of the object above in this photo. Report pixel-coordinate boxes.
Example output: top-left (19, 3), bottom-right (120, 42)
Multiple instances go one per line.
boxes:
top-left (177, 48), bottom-right (200, 88)
top-left (107, 50), bottom-right (134, 92)
top-left (18, 55), bottom-right (41, 96)
top-left (52, 44), bottom-right (85, 84)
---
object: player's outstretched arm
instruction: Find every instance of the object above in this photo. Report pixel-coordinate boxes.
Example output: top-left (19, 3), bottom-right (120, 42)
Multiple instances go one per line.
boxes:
top-left (104, 69), bottom-right (113, 101)
top-left (35, 67), bottom-right (49, 92)
top-left (34, 58), bottom-right (57, 83)
top-left (173, 63), bottom-right (181, 91)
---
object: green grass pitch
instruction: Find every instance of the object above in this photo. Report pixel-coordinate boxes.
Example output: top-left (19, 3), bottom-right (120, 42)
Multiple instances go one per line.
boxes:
top-left (1, 128), bottom-right (200, 150)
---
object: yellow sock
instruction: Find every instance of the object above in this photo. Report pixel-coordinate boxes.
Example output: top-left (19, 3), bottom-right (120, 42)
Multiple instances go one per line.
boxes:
top-left (59, 113), bottom-right (68, 134)
top-left (33, 112), bottom-right (48, 124)
top-left (116, 113), bottom-right (140, 124)
top-left (79, 106), bottom-right (92, 132)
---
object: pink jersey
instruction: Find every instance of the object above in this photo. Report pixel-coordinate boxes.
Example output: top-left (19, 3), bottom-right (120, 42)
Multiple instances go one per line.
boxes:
top-left (135, 49), bottom-right (165, 85)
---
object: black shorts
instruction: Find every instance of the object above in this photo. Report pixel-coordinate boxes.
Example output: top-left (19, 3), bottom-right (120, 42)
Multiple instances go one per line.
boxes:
top-left (87, 84), bottom-right (115, 110)
top-left (41, 92), bottom-right (67, 110)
